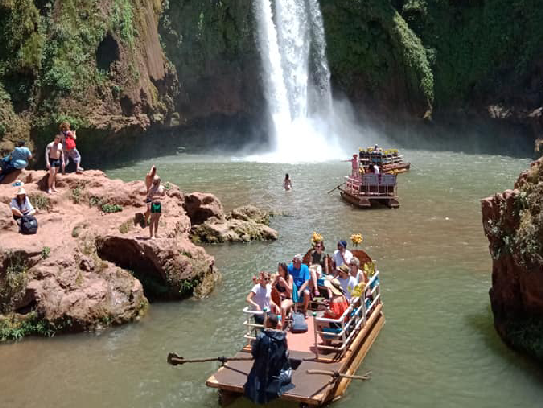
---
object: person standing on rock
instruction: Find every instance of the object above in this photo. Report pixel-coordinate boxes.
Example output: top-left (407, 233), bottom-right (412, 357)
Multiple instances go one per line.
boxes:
top-left (45, 134), bottom-right (64, 194)
top-left (59, 122), bottom-right (83, 174)
top-left (147, 175), bottom-right (165, 239)
top-left (143, 165), bottom-right (157, 227)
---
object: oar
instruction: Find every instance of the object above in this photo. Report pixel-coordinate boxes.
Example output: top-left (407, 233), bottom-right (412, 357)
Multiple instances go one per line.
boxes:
top-left (167, 353), bottom-right (304, 369)
top-left (327, 184), bottom-right (342, 194)
top-left (167, 353), bottom-right (252, 366)
top-left (306, 369), bottom-right (371, 381)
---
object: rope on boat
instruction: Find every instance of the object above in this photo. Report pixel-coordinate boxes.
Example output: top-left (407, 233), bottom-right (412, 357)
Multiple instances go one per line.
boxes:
top-left (306, 369), bottom-right (371, 381)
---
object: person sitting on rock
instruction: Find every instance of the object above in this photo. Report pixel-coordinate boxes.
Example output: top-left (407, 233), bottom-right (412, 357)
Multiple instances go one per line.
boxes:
top-left (10, 187), bottom-right (35, 231)
top-left (45, 134), bottom-right (64, 194)
top-left (332, 240), bottom-right (353, 270)
top-left (147, 175), bottom-right (165, 239)
top-left (0, 141), bottom-right (32, 183)
top-left (247, 271), bottom-right (279, 325)
top-left (59, 122), bottom-right (83, 174)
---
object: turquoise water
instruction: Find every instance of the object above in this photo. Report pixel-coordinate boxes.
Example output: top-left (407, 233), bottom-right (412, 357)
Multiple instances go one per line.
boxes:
top-left (1, 150), bottom-right (542, 408)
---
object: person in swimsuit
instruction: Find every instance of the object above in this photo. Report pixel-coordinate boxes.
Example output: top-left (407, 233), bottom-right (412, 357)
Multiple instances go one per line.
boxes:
top-left (45, 134), bottom-right (64, 194)
top-left (283, 173), bottom-right (292, 191)
top-left (143, 165), bottom-right (157, 227)
top-left (147, 175), bottom-right (165, 239)
top-left (273, 263), bottom-right (293, 328)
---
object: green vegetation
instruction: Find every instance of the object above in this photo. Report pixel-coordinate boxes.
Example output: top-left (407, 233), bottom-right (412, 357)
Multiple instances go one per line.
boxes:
top-left (101, 203), bottom-right (123, 213)
top-left (505, 317), bottom-right (543, 362)
top-left (0, 313), bottom-right (56, 341)
top-left (71, 185), bottom-right (83, 204)
top-left (41, 246), bottom-right (50, 260)
top-left (119, 220), bottom-right (131, 233)
top-left (29, 193), bottom-right (51, 210)
top-left (0, 252), bottom-right (29, 314)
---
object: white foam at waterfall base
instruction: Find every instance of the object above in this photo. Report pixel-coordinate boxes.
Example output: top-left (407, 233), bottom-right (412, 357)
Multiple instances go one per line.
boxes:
top-left (244, 113), bottom-right (345, 163)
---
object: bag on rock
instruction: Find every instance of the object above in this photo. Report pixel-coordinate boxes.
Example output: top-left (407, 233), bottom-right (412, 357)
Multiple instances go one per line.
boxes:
top-left (20, 215), bottom-right (38, 235)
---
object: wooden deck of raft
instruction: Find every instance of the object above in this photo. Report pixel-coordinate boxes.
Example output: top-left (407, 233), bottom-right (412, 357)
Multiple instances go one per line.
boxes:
top-left (206, 304), bottom-right (385, 406)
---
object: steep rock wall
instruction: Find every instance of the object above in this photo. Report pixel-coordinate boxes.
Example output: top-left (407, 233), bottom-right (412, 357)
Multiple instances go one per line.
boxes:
top-left (482, 158), bottom-right (543, 361)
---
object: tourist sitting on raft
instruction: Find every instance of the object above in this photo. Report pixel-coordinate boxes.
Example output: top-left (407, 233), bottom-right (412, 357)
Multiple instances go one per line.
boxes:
top-left (272, 263), bottom-right (294, 328)
top-left (0, 141), bottom-right (32, 183)
top-left (337, 265), bottom-right (357, 301)
top-left (349, 257), bottom-right (367, 285)
top-left (288, 254), bottom-right (319, 318)
top-left (10, 187), bottom-right (35, 231)
top-left (317, 278), bottom-right (349, 345)
top-left (244, 313), bottom-right (294, 404)
top-left (59, 122), bottom-right (83, 174)
top-left (332, 240), bottom-right (353, 270)
top-left (308, 240), bottom-right (329, 276)
top-left (45, 134), bottom-right (64, 194)
top-left (247, 271), bottom-right (279, 325)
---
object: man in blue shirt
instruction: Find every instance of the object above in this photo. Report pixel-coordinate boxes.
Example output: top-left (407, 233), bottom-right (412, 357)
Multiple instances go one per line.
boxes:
top-left (0, 141), bottom-right (32, 183)
top-left (288, 254), bottom-right (311, 316)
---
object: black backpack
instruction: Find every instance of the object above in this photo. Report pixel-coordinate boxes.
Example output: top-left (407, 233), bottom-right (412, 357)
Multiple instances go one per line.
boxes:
top-left (20, 215), bottom-right (38, 235)
top-left (291, 311), bottom-right (308, 333)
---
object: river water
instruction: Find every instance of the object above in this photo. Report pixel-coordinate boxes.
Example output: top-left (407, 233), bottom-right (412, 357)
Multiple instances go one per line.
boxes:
top-left (2, 150), bottom-right (542, 408)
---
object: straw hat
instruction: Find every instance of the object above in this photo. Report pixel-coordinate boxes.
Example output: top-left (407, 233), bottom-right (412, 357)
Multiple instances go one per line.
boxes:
top-left (325, 278), bottom-right (343, 296)
top-left (338, 264), bottom-right (350, 274)
top-left (16, 187), bottom-right (26, 196)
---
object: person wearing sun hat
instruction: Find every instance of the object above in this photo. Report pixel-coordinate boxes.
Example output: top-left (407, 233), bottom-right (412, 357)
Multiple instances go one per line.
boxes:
top-left (332, 240), bottom-right (353, 270)
top-left (317, 278), bottom-right (349, 344)
top-left (9, 187), bottom-right (35, 230)
top-left (337, 264), bottom-right (357, 301)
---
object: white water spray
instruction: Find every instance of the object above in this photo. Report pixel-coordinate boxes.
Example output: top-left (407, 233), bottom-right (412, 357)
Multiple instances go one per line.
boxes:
top-left (251, 0), bottom-right (344, 163)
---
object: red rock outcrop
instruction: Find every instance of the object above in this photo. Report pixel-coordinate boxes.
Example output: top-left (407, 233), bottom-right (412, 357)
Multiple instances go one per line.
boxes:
top-left (0, 170), bottom-right (276, 340)
top-left (482, 158), bottom-right (543, 360)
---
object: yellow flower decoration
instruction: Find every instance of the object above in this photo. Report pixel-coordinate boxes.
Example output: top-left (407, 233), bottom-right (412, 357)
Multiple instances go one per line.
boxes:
top-left (363, 261), bottom-right (376, 277)
top-left (311, 232), bottom-right (323, 245)
top-left (350, 233), bottom-right (363, 246)
top-left (351, 282), bottom-right (366, 298)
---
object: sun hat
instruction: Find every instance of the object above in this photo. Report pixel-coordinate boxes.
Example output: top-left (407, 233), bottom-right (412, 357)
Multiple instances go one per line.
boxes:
top-left (325, 278), bottom-right (343, 296)
top-left (16, 187), bottom-right (26, 195)
top-left (338, 264), bottom-right (350, 274)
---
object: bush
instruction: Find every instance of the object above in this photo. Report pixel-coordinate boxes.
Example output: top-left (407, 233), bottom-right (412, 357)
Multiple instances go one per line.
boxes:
top-left (101, 203), bottom-right (123, 213)
top-left (29, 193), bottom-right (51, 210)
top-left (41, 246), bottom-right (50, 259)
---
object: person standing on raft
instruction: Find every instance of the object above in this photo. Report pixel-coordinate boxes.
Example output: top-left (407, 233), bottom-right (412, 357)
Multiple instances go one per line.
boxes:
top-left (244, 314), bottom-right (294, 404)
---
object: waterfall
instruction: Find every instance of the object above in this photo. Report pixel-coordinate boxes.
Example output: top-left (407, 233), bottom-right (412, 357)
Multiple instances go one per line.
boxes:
top-left (251, 0), bottom-right (343, 162)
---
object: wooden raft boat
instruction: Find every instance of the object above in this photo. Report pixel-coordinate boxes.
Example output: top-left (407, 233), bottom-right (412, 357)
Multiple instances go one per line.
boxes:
top-left (339, 173), bottom-right (400, 209)
top-left (206, 251), bottom-right (384, 406)
top-left (358, 148), bottom-right (411, 174)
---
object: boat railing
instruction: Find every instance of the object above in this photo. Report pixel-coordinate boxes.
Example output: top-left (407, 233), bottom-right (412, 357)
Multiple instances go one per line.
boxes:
top-left (345, 174), bottom-right (397, 196)
top-left (242, 307), bottom-right (265, 342)
top-left (313, 271), bottom-right (381, 353)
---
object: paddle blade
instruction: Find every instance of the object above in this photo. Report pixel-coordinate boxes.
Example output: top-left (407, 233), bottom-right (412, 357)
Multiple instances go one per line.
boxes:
top-left (167, 353), bottom-right (184, 365)
top-left (289, 358), bottom-right (302, 370)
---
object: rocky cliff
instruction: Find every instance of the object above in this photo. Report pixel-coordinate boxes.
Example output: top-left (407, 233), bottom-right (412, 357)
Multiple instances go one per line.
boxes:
top-left (482, 158), bottom-right (543, 361)
top-left (0, 170), bottom-right (276, 341)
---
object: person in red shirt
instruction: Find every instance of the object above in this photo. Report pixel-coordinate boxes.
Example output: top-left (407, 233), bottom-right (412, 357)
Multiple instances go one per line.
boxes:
top-left (317, 278), bottom-right (349, 345)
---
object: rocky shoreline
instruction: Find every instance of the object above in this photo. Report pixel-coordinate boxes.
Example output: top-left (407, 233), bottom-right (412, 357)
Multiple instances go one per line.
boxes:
top-left (0, 170), bottom-right (277, 341)
top-left (482, 157), bottom-right (543, 361)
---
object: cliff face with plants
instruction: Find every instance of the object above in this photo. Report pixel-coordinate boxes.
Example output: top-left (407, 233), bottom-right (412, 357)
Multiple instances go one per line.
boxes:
top-left (1, 0), bottom-right (542, 162)
top-left (482, 158), bottom-right (543, 361)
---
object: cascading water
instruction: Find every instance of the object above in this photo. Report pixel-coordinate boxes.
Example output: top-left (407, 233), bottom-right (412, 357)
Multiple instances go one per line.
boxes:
top-left (251, 0), bottom-right (344, 162)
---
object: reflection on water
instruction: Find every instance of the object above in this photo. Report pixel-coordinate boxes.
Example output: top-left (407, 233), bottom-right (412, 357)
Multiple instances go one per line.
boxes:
top-left (1, 151), bottom-right (542, 408)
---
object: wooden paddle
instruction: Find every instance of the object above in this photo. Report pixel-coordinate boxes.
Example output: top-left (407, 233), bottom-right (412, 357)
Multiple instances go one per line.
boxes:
top-left (327, 184), bottom-right (342, 194)
top-left (306, 369), bottom-right (371, 381)
top-left (167, 353), bottom-right (304, 369)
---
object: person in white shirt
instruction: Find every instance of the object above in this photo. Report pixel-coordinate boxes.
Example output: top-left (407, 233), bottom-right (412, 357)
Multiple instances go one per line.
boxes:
top-left (246, 271), bottom-right (279, 325)
top-left (45, 134), bottom-right (64, 193)
top-left (336, 265), bottom-right (358, 301)
top-left (333, 240), bottom-right (353, 270)
top-left (348, 257), bottom-right (367, 285)
top-left (10, 187), bottom-right (35, 230)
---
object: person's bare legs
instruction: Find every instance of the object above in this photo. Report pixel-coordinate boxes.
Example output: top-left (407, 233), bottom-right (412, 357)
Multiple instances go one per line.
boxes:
top-left (302, 289), bottom-right (310, 317)
top-left (51, 167), bottom-right (58, 192)
top-left (47, 168), bottom-right (54, 193)
top-left (154, 213), bottom-right (161, 237)
top-left (281, 298), bottom-right (292, 328)
top-left (310, 269), bottom-right (320, 296)
top-left (149, 213), bottom-right (156, 238)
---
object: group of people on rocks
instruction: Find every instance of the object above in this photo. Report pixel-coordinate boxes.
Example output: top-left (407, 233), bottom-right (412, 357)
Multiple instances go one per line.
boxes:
top-left (246, 240), bottom-right (370, 343)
